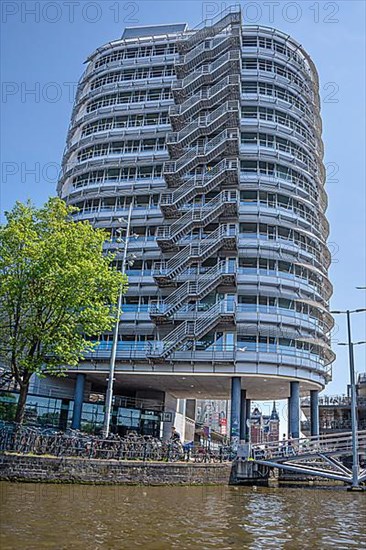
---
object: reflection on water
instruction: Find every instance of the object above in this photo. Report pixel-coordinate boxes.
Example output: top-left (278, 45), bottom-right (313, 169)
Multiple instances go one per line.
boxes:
top-left (1, 483), bottom-right (365, 549)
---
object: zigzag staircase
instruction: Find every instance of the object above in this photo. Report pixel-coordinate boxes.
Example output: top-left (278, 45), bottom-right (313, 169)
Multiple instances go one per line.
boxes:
top-left (149, 6), bottom-right (242, 361)
top-left (156, 190), bottom-right (238, 251)
top-left (169, 75), bottom-right (241, 130)
top-left (147, 299), bottom-right (236, 360)
top-left (150, 260), bottom-right (236, 323)
top-left (153, 224), bottom-right (237, 284)
top-left (163, 129), bottom-right (239, 186)
top-left (160, 159), bottom-right (239, 218)
top-left (166, 101), bottom-right (239, 158)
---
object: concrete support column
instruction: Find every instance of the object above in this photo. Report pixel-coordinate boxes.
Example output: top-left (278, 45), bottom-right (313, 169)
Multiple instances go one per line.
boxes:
top-left (162, 394), bottom-right (177, 441)
top-left (245, 398), bottom-right (251, 442)
top-left (240, 389), bottom-right (246, 441)
top-left (289, 381), bottom-right (300, 439)
top-left (71, 374), bottom-right (85, 430)
top-left (185, 399), bottom-right (196, 442)
top-left (230, 377), bottom-right (241, 444)
top-left (310, 390), bottom-right (320, 437)
top-left (59, 399), bottom-right (70, 431)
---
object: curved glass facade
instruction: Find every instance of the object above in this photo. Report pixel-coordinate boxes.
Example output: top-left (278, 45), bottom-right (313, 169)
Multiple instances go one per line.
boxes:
top-left (58, 8), bottom-right (334, 401)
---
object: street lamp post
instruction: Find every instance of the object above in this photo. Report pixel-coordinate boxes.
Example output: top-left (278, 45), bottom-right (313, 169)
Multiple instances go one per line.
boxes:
top-left (332, 307), bottom-right (366, 490)
top-left (102, 201), bottom-right (134, 437)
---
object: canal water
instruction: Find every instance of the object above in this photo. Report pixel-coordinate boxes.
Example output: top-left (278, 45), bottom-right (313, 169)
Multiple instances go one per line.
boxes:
top-left (1, 482), bottom-right (365, 549)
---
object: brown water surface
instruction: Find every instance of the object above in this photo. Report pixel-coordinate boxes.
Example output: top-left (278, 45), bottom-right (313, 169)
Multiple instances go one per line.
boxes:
top-left (1, 482), bottom-right (365, 549)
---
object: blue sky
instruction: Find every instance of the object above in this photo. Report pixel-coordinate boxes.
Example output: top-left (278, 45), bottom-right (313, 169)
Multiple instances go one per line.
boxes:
top-left (1, 0), bottom-right (365, 405)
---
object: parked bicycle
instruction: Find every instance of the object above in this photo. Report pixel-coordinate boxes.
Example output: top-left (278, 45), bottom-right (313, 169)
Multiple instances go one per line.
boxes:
top-left (0, 422), bottom-right (234, 463)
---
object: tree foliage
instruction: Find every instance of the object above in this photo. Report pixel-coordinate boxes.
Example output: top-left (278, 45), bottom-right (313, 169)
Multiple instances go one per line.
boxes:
top-left (0, 198), bottom-right (127, 422)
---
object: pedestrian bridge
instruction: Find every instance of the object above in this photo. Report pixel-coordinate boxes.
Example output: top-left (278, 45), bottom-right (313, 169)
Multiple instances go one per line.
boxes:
top-left (238, 431), bottom-right (366, 485)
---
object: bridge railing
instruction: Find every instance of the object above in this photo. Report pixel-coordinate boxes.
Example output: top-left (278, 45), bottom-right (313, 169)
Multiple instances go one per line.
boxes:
top-left (251, 430), bottom-right (366, 461)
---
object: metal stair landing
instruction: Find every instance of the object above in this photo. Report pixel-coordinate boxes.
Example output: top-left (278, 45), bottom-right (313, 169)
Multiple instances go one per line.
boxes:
top-left (160, 159), bottom-right (239, 218)
top-left (150, 260), bottom-right (236, 323)
top-left (169, 75), bottom-right (241, 131)
top-left (147, 299), bottom-right (236, 361)
top-left (156, 191), bottom-right (238, 251)
top-left (152, 225), bottom-right (237, 285)
top-left (177, 6), bottom-right (242, 53)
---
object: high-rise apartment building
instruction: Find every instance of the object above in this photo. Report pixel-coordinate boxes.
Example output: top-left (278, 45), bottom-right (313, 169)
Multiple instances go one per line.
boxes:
top-left (56, 7), bottom-right (334, 440)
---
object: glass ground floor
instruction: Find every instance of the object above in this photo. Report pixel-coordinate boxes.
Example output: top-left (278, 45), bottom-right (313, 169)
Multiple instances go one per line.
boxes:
top-left (0, 390), bottom-right (162, 436)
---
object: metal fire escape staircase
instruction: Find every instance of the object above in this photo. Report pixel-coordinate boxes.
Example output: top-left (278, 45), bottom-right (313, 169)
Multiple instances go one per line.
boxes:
top-left (177, 6), bottom-right (242, 53)
top-left (148, 300), bottom-right (236, 361)
top-left (160, 159), bottom-right (239, 218)
top-left (164, 128), bottom-right (239, 187)
top-left (169, 75), bottom-right (241, 130)
top-left (152, 224), bottom-right (237, 284)
top-left (147, 7), bottom-right (242, 361)
top-left (175, 29), bottom-right (241, 77)
top-left (172, 51), bottom-right (241, 102)
top-left (166, 101), bottom-right (239, 158)
top-left (156, 190), bottom-right (238, 251)
top-left (150, 260), bottom-right (236, 323)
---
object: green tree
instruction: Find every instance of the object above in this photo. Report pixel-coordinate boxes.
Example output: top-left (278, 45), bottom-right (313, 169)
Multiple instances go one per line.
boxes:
top-left (0, 198), bottom-right (127, 423)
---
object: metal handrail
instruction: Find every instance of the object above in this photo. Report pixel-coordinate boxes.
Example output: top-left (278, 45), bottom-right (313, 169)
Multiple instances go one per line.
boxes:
top-left (301, 395), bottom-right (366, 407)
top-left (252, 430), bottom-right (366, 461)
top-left (150, 260), bottom-right (231, 316)
top-left (148, 299), bottom-right (235, 357)
top-left (169, 74), bottom-right (239, 117)
top-left (179, 6), bottom-right (241, 51)
top-left (167, 100), bottom-right (239, 144)
top-left (177, 32), bottom-right (238, 68)
top-left (160, 159), bottom-right (239, 207)
top-left (164, 128), bottom-right (237, 174)
top-left (157, 190), bottom-right (238, 240)
top-left (153, 224), bottom-right (236, 278)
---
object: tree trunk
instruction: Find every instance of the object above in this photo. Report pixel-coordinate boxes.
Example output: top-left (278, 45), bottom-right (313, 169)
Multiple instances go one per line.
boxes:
top-left (15, 380), bottom-right (30, 424)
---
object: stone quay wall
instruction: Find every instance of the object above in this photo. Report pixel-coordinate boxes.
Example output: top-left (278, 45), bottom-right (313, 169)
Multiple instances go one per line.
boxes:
top-left (0, 453), bottom-right (233, 485)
